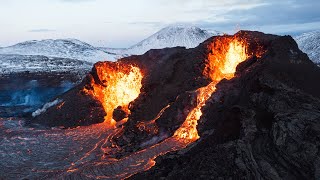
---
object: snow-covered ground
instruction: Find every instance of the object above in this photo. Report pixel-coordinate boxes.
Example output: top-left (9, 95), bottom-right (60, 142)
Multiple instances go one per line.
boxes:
top-left (0, 39), bottom-right (118, 63)
top-left (294, 31), bottom-right (320, 64)
top-left (0, 54), bottom-right (92, 74)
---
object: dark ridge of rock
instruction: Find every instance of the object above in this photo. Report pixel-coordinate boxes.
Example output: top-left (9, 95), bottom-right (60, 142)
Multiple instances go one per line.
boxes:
top-left (122, 46), bottom-right (209, 122)
top-left (131, 35), bottom-right (320, 179)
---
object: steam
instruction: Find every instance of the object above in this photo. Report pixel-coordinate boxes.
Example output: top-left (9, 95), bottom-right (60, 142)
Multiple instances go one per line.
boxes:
top-left (32, 99), bottom-right (62, 117)
top-left (140, 131), bottom-right (169, 148)
top-left (0, 80), bottom-right (73, 107)
top-left (0, 79), bottom-right (74, 117)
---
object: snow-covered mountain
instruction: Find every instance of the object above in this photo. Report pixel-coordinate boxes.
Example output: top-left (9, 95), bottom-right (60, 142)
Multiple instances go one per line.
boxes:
top-left (0, 39), bottom-right (117, 63)
top-left (0, 25), bottom-right (220, 74)
top-left (294, 31), bottom-right (320, 64)
top-left (110, 25), bottom-right (222, 56)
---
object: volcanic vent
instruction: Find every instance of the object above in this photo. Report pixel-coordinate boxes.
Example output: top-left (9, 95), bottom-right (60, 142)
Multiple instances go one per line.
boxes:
top-left (83, 62), bottom-right (143, 126)
top-left (27, 31), bottom-right (320, 179)
top-left (174, 38), bottom-right (250, 140)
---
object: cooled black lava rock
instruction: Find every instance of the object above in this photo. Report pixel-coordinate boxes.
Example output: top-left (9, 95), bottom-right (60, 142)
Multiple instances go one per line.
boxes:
top-left (113, 106), bottom-right (128, 121)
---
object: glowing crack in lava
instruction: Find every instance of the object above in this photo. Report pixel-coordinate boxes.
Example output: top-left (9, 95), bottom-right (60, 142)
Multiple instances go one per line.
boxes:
top-left (86, 62), bottom-right (143, 126)
top-left (174, 38), bottom-right (248, 141)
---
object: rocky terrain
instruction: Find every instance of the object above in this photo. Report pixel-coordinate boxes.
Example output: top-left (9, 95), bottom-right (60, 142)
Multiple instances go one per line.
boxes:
top-left (24, 31), bottom-right (320, 179)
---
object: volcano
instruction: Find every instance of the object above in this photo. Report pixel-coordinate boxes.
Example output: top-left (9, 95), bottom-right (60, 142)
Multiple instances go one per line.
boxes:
top-left (17, 31), bottom-right (320, 179)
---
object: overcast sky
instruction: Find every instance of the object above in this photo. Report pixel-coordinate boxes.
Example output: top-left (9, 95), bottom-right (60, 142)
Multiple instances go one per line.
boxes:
top-left (0, 0), bottom-right (319, 47)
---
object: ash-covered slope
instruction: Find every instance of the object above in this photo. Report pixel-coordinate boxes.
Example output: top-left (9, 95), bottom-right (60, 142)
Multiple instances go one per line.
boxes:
top-left (28, 31), bottom-right (320, 179)
top-left (0, 39), bottom-right (116, 63)
top-left (295, 31), bottom-right (320, 64)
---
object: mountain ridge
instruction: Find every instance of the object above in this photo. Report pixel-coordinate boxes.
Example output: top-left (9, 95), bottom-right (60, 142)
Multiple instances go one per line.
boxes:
top-left (0, 25), bottom-right (221, 64)
top-left (115, 24), bottom-right (222, 56)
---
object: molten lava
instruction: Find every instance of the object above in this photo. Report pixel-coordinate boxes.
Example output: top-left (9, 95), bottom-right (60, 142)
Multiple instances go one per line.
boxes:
top-left (204, 38), bottom-right (249, 82)
top-left (85, 62), bottom-right (143, 126)
top-left (174, 38), bottom-right (249, 141)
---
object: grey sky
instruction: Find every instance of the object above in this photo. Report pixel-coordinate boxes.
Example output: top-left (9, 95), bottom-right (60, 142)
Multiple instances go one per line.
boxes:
top-left (0, 0), bottom-right (319, 47)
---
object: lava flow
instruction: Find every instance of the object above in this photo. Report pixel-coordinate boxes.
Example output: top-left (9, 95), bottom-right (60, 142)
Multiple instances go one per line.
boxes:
top-left (85, 62), bottom-right (143, 126)
top-left (174, 37), bottom-right (248, 141)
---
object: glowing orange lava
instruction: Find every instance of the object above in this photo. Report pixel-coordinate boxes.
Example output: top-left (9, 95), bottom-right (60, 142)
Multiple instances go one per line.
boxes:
top-left (174, 38), bottom-right (248, 141)
top-left (85, 62), bottom-right (143, 126)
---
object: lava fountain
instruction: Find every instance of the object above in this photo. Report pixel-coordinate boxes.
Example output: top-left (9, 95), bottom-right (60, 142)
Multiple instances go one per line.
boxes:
top-left (84, 62), bottom-right (143, 127)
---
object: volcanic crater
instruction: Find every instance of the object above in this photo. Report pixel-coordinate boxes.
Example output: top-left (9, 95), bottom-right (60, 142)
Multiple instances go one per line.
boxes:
top-left (20, 31), bottom-right (320, 179)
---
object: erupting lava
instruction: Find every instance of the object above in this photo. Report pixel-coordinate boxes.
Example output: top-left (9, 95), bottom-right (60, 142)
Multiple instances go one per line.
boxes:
top-left (86, 62), bottom-right (143, 126)
top-left (3, 31), bottom-right (317, 180)
top-left (75, 36), bottom-right (251, 178)
top-left (174, 38), bottom-right (249, 141)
